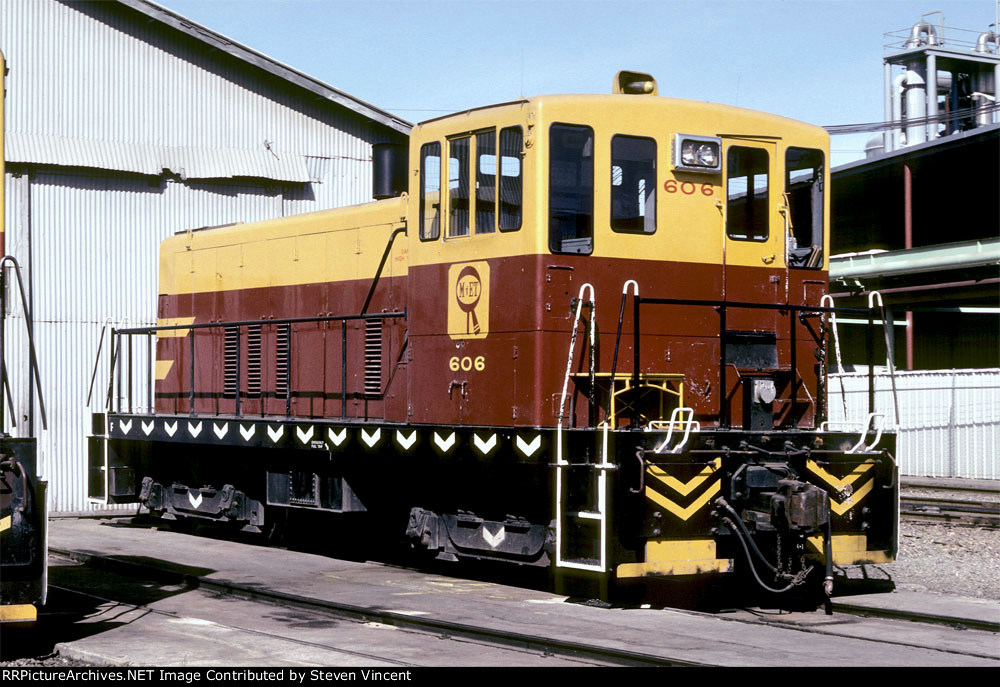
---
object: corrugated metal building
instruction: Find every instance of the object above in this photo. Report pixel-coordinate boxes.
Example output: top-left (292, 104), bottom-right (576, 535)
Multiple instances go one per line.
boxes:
top-left (1, 0), bottom-right (410, 511)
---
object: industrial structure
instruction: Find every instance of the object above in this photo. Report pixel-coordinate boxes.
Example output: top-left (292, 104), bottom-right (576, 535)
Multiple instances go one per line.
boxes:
top-left (0, 0), bottom-right (409, 511)
top-left (827, 16), bottom-right (999, 479)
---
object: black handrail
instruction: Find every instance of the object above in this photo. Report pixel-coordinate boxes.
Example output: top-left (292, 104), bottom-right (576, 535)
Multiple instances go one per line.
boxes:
top-left (0, 255), bottom-right (47, 433)
top-left (109, 311), bottom-right (406, 417)
top-left (631, 296), bottom-right (883, 428)
top-left (361, 226), bottom-right (406, 315)
top-left (116, 311), bottom-right (402, 336)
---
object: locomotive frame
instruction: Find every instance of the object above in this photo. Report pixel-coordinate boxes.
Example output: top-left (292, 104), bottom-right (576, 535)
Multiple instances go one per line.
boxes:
top-left (88, 72), bottom-right (898, 601)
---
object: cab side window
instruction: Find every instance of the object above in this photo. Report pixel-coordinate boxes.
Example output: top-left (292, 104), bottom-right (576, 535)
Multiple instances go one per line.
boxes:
top-left (423, 127), bottom-right (522, 241)
top-left (549, 123), bottom-right (594, 254)
top-left (448, 137), bottom-right (471, 237)
top-left (499, 127), bottom-right (523, 231)
top-left (475, 131), bottom-right (496, 234)
top-left (611, 135), bottom-right (656, 234)
top-left (420, 142), bottom-right (441, 241)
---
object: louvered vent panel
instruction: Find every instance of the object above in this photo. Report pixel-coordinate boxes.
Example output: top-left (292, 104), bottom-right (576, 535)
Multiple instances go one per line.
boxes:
top-left (364, 318), bottom-right (383, 396)
top-left (247, 325), bottom-right (262, 398)
top-left (223, 326), bottom-right (238, 399)
top-left (275, 324), bottom-right (290, 399)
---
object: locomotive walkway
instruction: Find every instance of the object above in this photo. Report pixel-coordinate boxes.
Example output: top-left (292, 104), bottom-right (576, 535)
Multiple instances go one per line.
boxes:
top-left (43, 517), bottom-right (1000, 667)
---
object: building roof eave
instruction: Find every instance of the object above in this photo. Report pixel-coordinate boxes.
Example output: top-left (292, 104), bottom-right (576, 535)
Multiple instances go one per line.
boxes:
top-left (115, 0), bottom-right (412, 136)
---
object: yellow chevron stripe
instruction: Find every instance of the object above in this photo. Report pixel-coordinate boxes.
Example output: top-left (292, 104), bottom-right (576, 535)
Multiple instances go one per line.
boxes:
top-left (155, 317), bottom-right (196, 338)
top-left (806, 458), bottom-right (874, 491)
top-left (647, 458), bottom-right (721, 497)
top-left (829, 478), bottom-right (874, 516)
top-left (0, 515), bottom-right (10, 532)
top-left (154, 360), bottom-right (175, 381)
top-left (646, 480), bottom-right (721, 521)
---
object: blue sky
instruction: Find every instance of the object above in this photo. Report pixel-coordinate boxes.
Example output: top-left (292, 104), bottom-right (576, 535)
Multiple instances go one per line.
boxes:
top-left (157, 0), bottom-right (999, 165)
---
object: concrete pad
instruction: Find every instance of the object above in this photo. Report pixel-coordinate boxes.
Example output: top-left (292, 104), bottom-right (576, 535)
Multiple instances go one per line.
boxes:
top-left (47, 517), bottom-right (1000, 667)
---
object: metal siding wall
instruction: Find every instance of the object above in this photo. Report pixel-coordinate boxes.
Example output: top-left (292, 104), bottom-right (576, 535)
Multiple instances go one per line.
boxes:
top-left (19, 171), bottom-right (334, 511)
top-left (0, 0), bottom-right (391, 162)
top-left (0, 1), bottom-right (405, 511)
top-left (827, 369), bottom-right (1000, 479)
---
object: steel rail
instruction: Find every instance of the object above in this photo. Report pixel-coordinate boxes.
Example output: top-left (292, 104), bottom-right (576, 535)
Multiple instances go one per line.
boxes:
top-left (49, 547), bottom-right (705, 667)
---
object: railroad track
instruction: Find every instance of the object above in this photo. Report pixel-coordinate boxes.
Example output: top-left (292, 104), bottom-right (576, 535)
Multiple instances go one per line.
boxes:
top-left (900, 483), bottom-right (1000, 528)
top-left (48, 548), bottom-right (703, 667)
top-left (49, 543), bottom-right (998, 666)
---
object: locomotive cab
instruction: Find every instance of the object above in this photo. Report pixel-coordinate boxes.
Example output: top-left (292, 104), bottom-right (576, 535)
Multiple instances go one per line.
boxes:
top-left (404, 85), bottom-right (830, 433)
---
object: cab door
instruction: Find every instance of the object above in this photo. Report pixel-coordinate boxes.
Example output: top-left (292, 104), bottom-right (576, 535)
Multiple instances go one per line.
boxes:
top-left (720, 139), bottom-right (784, 427)
top-left (721, 139), bottom-right (783, 321)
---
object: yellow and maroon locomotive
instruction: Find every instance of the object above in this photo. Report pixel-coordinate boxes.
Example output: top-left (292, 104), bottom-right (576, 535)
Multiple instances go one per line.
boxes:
top-left (89, 72), bottom-right (897, 600)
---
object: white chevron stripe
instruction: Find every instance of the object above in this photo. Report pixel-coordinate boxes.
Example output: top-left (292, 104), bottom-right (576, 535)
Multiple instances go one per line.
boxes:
top-left (240, 424), bottom-right (255, 441)
top-left (361, 428), bottom-right (381, 448)
top-left (516, 434), bottom-right (541, 457)
top-left (120, 419), bottom-right (132, 435)
top-left (433, 431), bottom-right (456, 452)
top-left (473, 433), bottom-right (497, 454)
top-left (188, 491), bottom-right (203, 509)
top-left (328, 427), bottom-right (347, 446)
top-left (188, 421), bottom-right (203, 438)
top-left (164, 421), bottom-right (178, 437)
top-left (396, 430), bottom-right (417, 450)
top-left (482, 525), bottom-right (506, 548)
top-left (296, 426), bottom-right (314, 444)
top-left (141, 420), bottom-right (154, 436)
top-left (213, 422), bottom-right (229, 439)
top-left (267, 425), bottom-right (284, 443)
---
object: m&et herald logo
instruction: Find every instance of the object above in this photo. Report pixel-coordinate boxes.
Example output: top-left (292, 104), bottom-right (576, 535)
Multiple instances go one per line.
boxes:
top-left (447, 261), bottom-right (489, 340)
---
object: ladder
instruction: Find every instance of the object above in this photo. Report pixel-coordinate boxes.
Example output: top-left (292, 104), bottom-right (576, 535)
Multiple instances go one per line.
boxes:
top-left (554, 284), bottom-right (611, 573)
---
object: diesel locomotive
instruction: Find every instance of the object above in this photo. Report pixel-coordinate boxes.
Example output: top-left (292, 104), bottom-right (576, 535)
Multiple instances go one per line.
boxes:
top-left (88, 71), bottom-right (898, 600)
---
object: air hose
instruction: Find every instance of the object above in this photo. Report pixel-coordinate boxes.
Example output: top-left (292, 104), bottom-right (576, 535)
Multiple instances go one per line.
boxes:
top-left (716, 496), bottom-right (813, 595)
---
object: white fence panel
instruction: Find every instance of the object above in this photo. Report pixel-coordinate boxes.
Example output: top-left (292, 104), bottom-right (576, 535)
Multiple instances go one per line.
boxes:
top-left (828, 369), bottom-right (1000, 479)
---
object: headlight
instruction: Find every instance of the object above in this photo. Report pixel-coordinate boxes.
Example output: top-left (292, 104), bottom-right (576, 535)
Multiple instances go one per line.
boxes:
top-left (673, 134), bottom-right (722, 173)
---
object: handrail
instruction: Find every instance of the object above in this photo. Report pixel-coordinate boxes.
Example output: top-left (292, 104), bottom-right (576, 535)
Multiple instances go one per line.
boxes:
top-left (87, 316), bottom-right (129, 408)
top-left (869, 291), bottom-right (901, 428)
top-left (611, 279), bottom-right (638, 381)
top-left (648, 407), bottom-right (700, 454)
top-left (361, 226), bottom-right (406, 315)
top-left (847, 413), bottom-right (886, 454)
top-left (108, 310), bottom-right (407, 417)
top-left (821, 294), bottom-right (848, 422)
top-left (117, 310), bottom-right (404, 336)
top-left (632, 295), bottom-right (884, 429)
top-left (557, 283), bottom-right (595, 434)
top-left (0, 255), bottom-right (47, 432)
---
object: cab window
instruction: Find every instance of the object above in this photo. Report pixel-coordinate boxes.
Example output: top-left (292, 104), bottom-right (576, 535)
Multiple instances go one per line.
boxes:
top-left (499, 127), bottom-right (523, 231)
top-left (549, 123), bottom-right (594, 254)
top-left (448, 137), bottom-right (471, 237)
top-left (786, 147), bottom-right (824, 268)
top-left (419, 142), bottom-right (441, 241)
top-left (475, 131), bottom-right (496, 234)
top-left (726, 146), bottom-right (769, 241)
top-left (611, 135), bottom-right (656, 234)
